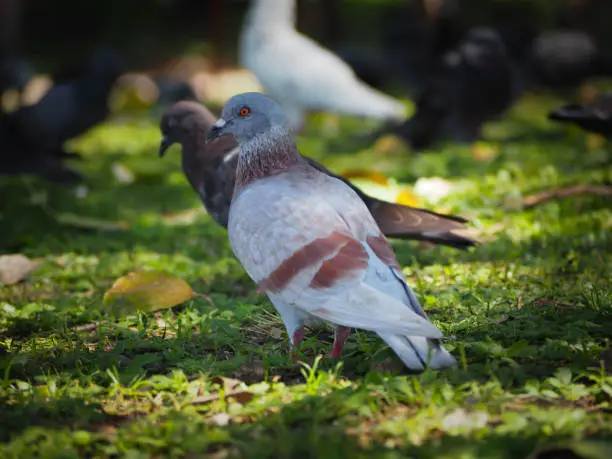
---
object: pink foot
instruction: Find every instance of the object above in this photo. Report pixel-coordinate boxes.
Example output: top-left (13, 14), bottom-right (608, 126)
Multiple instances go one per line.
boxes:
top-left (291, 328), bottom-right (305, 364)
top-left (328, 326), bottom-right (351, 358)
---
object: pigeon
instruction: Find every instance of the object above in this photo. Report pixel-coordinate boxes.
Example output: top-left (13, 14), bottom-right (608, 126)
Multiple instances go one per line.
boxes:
top-left (548, 92), bottom-right (612, 138)
top-left (159, 100), bottom-right (477, 249)
top-left (528, 30), bottom-right (612, 89)
top-left (154, 77), bottom-right (198, 107)
top-left (5, 47), bottom-right (124, 154)
top-left (0, 112), bottom-right (82, 182)
top-left (239, 0), bottom-right (406, 131)
top-left (380, 0), bottom-right (465, 94)
top-left (205, 92), bottom-right (457, 371)
top-left (386, 27), bottom-right (519, 149)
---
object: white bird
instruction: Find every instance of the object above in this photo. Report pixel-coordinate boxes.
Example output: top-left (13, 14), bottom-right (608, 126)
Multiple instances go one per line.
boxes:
top-left (207, 92), bottom-right (456, 371)
top-left (239, 0), bottom-right (407, 131)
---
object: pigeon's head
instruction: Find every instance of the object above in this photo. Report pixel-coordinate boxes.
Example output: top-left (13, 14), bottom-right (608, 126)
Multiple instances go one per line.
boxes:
top-left (206, 92), bottom-right (288, 144)
top-left (159, 100), bottom-right (213, 157)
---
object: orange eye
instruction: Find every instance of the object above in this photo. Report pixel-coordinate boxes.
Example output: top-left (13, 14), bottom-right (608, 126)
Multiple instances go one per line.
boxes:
top-left (239, 107), bottom-right (250, 117)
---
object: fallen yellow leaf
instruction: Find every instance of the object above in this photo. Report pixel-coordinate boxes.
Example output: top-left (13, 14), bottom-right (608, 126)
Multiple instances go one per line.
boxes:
top-left (102, 271), bottom-right (197, 316)
top-left (586, 133), bottom-right (605, 150)
top-left (471, 141), bottom-right (498, 161)
top-left (341, 168), bottom-right (389, 185)
top-left (395, 188), bottom-right (419, 206)
top-left (373, 134), bottom-right (409, 155)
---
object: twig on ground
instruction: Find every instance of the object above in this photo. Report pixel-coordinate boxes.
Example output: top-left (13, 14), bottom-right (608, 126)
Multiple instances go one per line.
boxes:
top-left (520, 184), bottom-right (612, 209)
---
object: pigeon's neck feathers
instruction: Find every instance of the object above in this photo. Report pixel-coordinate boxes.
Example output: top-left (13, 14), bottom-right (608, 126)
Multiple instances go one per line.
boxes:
top-left (235, 125), bottom-right (302, 190)
top-left (245, 0), bottom-right (296, 32)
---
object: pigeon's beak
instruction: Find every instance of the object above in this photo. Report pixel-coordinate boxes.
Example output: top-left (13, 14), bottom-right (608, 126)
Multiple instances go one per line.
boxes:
top-left (159, 136), bottom-right (172, 157)
top-left (206, 118), bottom-right (228, 144)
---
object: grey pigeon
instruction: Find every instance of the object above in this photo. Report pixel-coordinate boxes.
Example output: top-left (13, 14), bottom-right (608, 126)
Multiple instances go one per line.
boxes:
top-left (388, 27), bottom-right (519, 149)
top-left (160, 100), bottom-right (477, 249)
top-left (206, 92), bottom-right (456, 371)
top-left (548, 92), bottom-right (612, 138)
top-left (240, 0), bottom-right (406, 131)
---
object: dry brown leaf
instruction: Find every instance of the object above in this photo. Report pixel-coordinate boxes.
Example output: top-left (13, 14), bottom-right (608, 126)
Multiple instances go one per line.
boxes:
top-left (0, 254), bottom-right (40, 285)
top-left (191, 376), bottom-right (254, 406)
top-left (269, 327), bottom-right (283, 339)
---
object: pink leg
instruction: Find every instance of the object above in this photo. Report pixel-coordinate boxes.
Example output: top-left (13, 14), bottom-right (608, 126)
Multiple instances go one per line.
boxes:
top-left (329, 326), bottom-right (351, 358)
top-left (291, 328), bottom-right (305, 364)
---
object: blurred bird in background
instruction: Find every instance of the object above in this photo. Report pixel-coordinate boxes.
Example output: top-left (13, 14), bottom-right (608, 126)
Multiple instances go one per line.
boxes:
top-left (528, 29), bottom-right (612, 90)
top-left (549, 92), bottom-right (612, 138)
top-left (0, 47), bottom-right (124, 182)
top-left (378, 27), bottom-right (519, 150)
top-left (239, 0), bottom-right (407, 131)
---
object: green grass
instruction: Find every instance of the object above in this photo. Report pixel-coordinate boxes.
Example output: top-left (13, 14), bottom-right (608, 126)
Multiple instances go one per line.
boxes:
top-left (1, 94), bottom-right (611, 458)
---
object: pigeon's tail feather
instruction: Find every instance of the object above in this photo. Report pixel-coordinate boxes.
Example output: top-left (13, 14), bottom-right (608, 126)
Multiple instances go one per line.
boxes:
top-left (378, 333), bottom-right (457, 371)
top-left (548, 105), bottom-right (592, 123)
top-left (330, 81), bottom-right (407, 122)
top-left (366, 198), bottom-right (477, 249)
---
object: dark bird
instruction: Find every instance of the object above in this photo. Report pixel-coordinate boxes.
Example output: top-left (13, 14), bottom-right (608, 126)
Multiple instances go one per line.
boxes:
top-left (0, 55), bottom-right (31, 107)
top-left (528, 30), bottom-right (612, 89)
top-left (159, 100), bottom-right (477, 249)
top-left (0, 48), bottom-right (123, 181)
top-left (388, 27), bottom-right (520, 149)
top-left (548, 92), bottom-right (612, 137)
top-left (380, 0), bottom-right (465, 94)
top-left (0, 112), bottom-right (82, 182)
top-left (154, 77), bottom-right (197, 107)
top-left (5, 48), bottom-right (124, 155)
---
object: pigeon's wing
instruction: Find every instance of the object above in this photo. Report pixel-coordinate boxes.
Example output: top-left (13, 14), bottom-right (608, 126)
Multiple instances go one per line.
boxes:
top-left (228, 171), bottom-right (441, 338)
top-left (301, 155), bottom-right (475, 248)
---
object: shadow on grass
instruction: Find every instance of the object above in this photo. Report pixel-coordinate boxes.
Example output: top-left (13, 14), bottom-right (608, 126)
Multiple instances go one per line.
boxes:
top-left (0, 394), bottom-right (105, 443)
top-left (4, 387), bottom-right (609, 458)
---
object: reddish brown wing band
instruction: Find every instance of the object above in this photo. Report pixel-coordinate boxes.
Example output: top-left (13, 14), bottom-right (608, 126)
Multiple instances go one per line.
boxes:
top-left (259, 232), bottom-right (368, 293)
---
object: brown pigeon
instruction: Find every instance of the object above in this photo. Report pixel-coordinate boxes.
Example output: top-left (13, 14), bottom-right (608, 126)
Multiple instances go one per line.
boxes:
top-left (159, 100), bottom-right (476, 249)
top-left (206, 92), bottom-right (456, 370)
